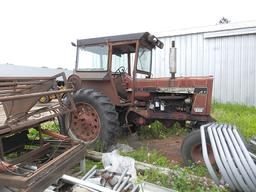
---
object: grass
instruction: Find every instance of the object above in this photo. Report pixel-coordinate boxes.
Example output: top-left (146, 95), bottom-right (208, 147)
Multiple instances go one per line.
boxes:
top-left (137, 103), bottom-right (256, 140)
top-left (212, 102), bottom-right (256, 138)
top-left (25, 103), bottom-right (254, 191)
top-left (137, 121), bottom-right (188, 139)
top-left (122, 147), bottom-right (228, 192)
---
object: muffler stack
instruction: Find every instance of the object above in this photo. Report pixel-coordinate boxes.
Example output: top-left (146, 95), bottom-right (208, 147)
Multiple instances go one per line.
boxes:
top-left (201, 123), bottom-right (256, 192)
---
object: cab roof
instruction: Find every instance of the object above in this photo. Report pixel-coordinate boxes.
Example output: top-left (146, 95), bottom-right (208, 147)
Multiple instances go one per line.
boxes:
top-left (77, 32), bottom-right (151, 46)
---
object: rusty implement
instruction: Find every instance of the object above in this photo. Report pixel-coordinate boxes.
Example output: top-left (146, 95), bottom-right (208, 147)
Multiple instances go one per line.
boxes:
top-left (0, 73), bottom-right (75, 135)
top-left (0, 73), bottom-right (86, 192)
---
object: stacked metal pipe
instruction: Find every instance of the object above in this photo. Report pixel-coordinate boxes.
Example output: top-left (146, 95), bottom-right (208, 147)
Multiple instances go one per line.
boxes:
top-left (62, 165), bottom-right (139, 192)
top-left (201, 123), bottom-right (256, 192)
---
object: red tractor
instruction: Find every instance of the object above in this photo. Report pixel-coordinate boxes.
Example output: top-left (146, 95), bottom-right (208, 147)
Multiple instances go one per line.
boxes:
top-left (60, 32), bottom-right (214, 164)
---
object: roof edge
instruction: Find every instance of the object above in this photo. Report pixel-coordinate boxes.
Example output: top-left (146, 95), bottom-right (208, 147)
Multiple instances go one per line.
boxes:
top-left (156, 20), bottom-right (256, 38)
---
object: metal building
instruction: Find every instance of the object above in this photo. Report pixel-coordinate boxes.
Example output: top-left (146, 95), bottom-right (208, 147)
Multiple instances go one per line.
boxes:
top-left (153, 21), bottom-right (256, 106)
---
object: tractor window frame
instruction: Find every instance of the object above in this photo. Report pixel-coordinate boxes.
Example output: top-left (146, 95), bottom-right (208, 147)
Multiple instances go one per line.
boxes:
top-left (75, 44), bottom-right (109, 72)
top-left (110, 41), bottom-right (137, 76)
top-left (136, 45), bottom-right (152, 77)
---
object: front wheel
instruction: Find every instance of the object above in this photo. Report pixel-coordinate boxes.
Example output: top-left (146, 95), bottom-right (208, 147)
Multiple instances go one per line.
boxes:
top-left (181, 129), bottom-right (215, 165)
top-left (59, 89), bottom-right (119, 150)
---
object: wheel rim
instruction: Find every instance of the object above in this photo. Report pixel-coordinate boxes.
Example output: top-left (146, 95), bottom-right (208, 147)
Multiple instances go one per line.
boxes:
top-left (69, 102), bottom-right (101, 143)
top-left (191, 144), bottom-right (215, 164)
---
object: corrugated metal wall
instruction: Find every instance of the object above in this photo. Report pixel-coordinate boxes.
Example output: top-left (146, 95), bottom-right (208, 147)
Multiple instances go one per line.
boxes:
top-left (153, 28), bottom-right (256, 106)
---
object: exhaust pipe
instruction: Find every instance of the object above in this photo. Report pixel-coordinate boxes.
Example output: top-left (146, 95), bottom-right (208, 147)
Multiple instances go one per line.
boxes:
top-left (169, 41), bottom-right (176, 79)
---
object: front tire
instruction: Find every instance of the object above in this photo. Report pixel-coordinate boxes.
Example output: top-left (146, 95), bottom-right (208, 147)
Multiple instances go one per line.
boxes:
top-left (181, 129), bottom-right (215, 165)
top-left (60, 89), bottom-right (119, 150)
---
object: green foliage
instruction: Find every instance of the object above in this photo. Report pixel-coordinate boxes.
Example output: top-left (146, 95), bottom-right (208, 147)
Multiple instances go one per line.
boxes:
top-left (137, 103), bottom-right (256, 140)
top-left (41, 120), bottom-right (60, 132)
top-left (27, 128), bottom-right (39, 140)
top-left (85, 159), bottom-right (103, 171)
top-left (139, 169), bottom-right (228, 192)
top-left (166, 122), bottom-right (188, 136)
top-left (138, 169), bottom-right (171, 188)
top-left (122, 147), bottom-right (170, 167)
top-left (212, 102), bottom-right (256, 138)
top-left (137, 121), bottom-right (187, 139)
top-left (27, 120), bottom-right (60, 140)
top-left (122, 147), bottom-right (228, 192)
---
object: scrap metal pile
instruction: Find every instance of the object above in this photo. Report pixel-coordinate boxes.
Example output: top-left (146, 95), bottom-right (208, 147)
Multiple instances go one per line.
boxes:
top-left (201, 123), bottom-right (256, 192)
top-left (0, 73), bottom-right (86, 192)
top-left (57, 165), bottom-right (174, 192)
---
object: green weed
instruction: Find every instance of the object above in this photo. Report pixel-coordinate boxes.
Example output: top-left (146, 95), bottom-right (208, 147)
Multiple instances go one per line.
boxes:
top-left (121, 146), bottom-right (170, 167)
top-left (85, 159), bottom-right (103, 171)
top-left (41, 120), bottom-right (60, 132)
top-left (212, 102), bottom-right (256, 138)
top-left (122, 147), bottom-right (228, 192)
top-left (137, 121), bottom-right (187, 139)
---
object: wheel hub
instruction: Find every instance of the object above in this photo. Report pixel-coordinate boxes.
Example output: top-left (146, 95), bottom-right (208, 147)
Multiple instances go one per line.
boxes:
top-left (70, 103), bottom-right (100, 142)
top-left (191, 144), bottom-right (215, 164)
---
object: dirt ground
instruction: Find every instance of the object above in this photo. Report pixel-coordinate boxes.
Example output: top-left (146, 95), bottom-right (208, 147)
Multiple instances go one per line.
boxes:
top-left (126, 134), bottom-right (185, 164)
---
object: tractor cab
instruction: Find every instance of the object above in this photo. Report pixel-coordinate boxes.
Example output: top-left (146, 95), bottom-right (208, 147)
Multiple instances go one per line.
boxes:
top-left (72, 32), bottom-right (163, 105)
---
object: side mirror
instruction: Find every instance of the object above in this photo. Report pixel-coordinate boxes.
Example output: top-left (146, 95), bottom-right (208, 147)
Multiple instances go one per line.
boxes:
top-left (148, 35), bottom-right (164, 49)
top-left (71, 42), bottom-right (77, 47)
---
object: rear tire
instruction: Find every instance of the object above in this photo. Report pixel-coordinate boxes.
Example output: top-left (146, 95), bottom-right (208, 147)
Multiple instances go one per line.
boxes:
top-left (60, 89), bottom-right (119, 150)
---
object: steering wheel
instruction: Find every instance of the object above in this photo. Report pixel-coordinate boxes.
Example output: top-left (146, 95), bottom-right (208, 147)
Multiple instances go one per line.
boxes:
top-left (113, 66), bottom-right (126, 75)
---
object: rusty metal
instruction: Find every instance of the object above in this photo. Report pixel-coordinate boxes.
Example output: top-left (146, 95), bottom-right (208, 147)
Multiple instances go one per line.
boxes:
top-left (0, 73), bottom-right (75, 135)
top-left (191, 143), bottom-right (215, 165)
top-left (0, 141), bottom-right (86, 191)
top-left (67, 32), bottom-right (214, 149)
top-left (41, 129), bottom-right (68, 140)
top-left (70, 102), bottom-right (101, 142)
top-left (0, 72), bottom-right (87, 191)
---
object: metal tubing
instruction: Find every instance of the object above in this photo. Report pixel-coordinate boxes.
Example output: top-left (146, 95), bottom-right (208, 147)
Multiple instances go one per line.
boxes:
top-left (113, 168), bottom-right (128, 191)
top-left (80, 159), bottom-right (86, 174)
top-left (250, 139), bottom-right (256, 146)
top-left (200, 123), bottom-right (219, 184)
top-left (81, 165), bottom-right (97, 180)
top-left (230, 127), bottom-right (256, 181)
top-left (222, 126), bottom-right (251, 191)
top-left (131, 185), bottom-right (139, 192)
top-left (116, 177), bottom-right (130, 192)
top-left (202, 123), bottom-right (256, 191)
top-left (216, 125), bottom-right (243, 191)
top-left (123, 182), bottom-right (133, 191)
top-left (62, 174), bottom-right (115, 192)
top-left (249, 152), bottom-right (256, 160)
top-left (84, 170), bottom-right (96, 181)
top-left (0, 89), bottom-right (73, 102)
top-left (207, 124), bottom-right (236, 190)
top-left (233, 127), bottom-right (256, 178)
top-left (226, 126), bottom-right (256, 190)
top-left (0, 73), bottom-right (65, 81)
top-left (213, 125), bottom-right (241, 190)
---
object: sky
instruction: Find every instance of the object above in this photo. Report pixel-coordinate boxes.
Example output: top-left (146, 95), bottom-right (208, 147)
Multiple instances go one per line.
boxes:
top-left (0, 0), bottom-right (255, 70)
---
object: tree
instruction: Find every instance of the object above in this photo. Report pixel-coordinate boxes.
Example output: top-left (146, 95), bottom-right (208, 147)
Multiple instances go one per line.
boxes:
top-left (218, 17), bottom-right (230, 24)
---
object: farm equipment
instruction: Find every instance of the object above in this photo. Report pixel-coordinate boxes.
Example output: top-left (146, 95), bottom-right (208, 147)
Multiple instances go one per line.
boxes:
top-left (60, 32), bottom-right (214, 162)
top-left (0, 73), bottom-right (86, 191)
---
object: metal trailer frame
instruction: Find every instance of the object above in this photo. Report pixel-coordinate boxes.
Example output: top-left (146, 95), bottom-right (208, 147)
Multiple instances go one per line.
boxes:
top-left (0, 73), bottom-right (86, 192)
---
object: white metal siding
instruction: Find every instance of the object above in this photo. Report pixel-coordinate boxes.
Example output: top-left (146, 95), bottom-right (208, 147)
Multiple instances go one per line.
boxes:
top-left (152, 28), bottom-right (256, 106)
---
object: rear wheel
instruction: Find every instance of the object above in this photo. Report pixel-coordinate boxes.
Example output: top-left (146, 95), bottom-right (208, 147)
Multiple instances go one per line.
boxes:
top-left (60, 89), bottom-right (119, 150)
top-left (181, 129), bottom-right (215, 165)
